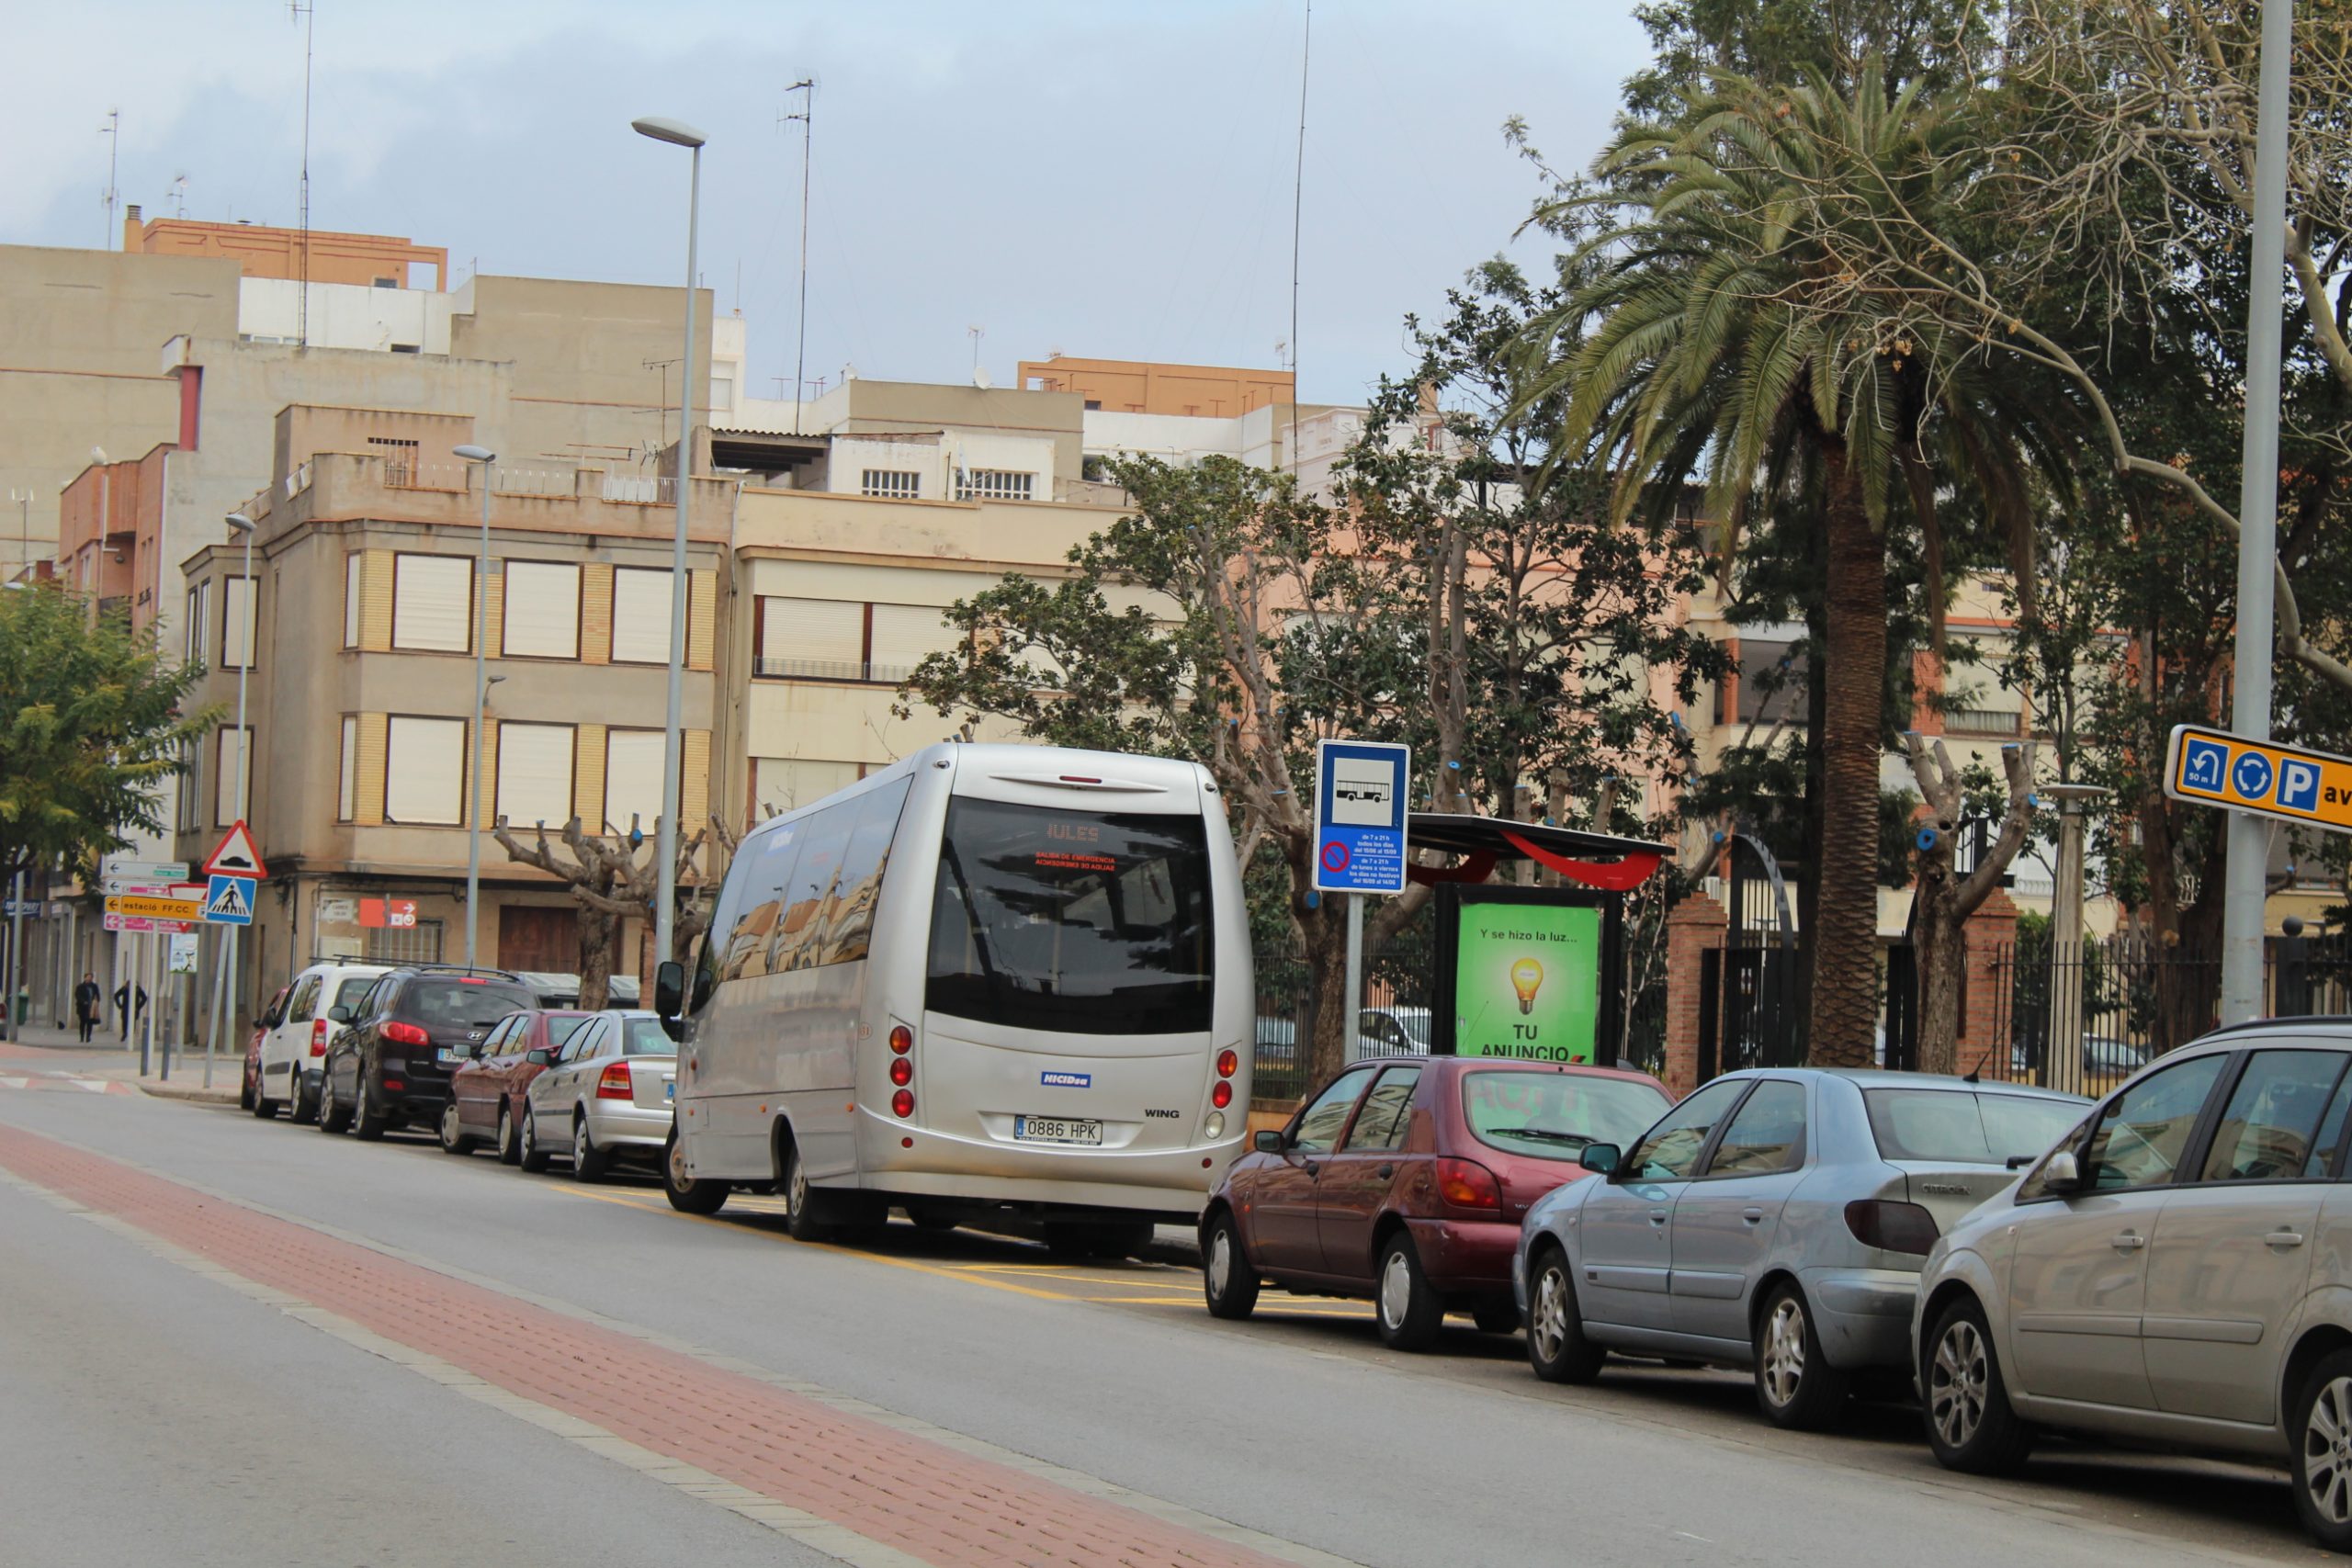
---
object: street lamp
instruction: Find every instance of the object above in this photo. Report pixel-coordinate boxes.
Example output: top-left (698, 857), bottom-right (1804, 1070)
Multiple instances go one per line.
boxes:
top-left (455, 445), bottom-right (496, 969)
top-left (203, 510), bottom-right (257, 1088)
top-left (631, 114), bottom-right (707, 971)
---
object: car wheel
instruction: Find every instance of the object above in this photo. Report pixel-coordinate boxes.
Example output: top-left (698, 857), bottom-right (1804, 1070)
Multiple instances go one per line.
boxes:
top-left (1201, 1211), bottom-right (1260, 1321)
top-left (571, 1114), bottom-right (613, 1182)
top-left (1526, 1245), bottom-right (1605, 1383)
top-left (290, 1074), bottom-right (319, 1125)
top-left (2291, 1348), bottom-right (2352, 1551)
top-left (350, 1082), bottom-right (387, 1141)
top-left (495, 1104), bottom-right (521, 1166)
top-left (661, 1128), bottom-right (728, 1215)
top-left (250, 1080), bottom-right (277, 1119)
top-left (1374, 1233), bottom-right (1443, 1352)
top-left (317, 1074), bottom-right (351, 1134)
top-left (781, 1141), bottom-right (831, 1241)
top-left (1923, 1296), bottom-right (2034, 1474)
top-left (1472, 1301), bottom-right (1521, 1337)
top-left (517, 1108), bottom-right (551, 1173)
top-left (437, 1100), bottom-right (472, 1156)
top-left (1754, 1281), bottom-right (1849, 1429)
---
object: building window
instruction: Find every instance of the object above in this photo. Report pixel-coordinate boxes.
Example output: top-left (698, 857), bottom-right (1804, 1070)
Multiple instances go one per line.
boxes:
top-left (754, 595), bottom-right (863, 681)
top-left (391, 554), bottom-right (472, 653)
top-left (867, 603), bottom-right (953, 683)
top-left (752, 757), bottom-right (860, 818)
top-left (368, 435), bottom-right (420, 486)
top-left (603, 728), bottom-right (666, 837)
top-left (1732, 638), bottom-right (1808, 725)
top-left (185, 580), bottom-right (211, 667)
top-left (859, 468), bottom-right (921, 501)
top-left (383, 716), bottom-right (465, 825)
top-left (343, 554), bottom-right (363, 649)
top-left (956, 468), bottom-right (1034, 502)
top-left (1945, 705), bottom-right (2024, 738)
top-left (178, 737), bottom-right (201, 828)
top-left (495, 722), bottom-right (575, 830)
top-left (366, 918), bottom-right (444, 964)
top-left (609, 567), bottom-right (675, 665)
top-left (220, 575), bottom-right (257, 671)
top-left (337, 716), bottom-right (357, 822)
top-left (214, 726), bottom-right (253, 828)
top-left (501, 561), bottom-right (582, 660)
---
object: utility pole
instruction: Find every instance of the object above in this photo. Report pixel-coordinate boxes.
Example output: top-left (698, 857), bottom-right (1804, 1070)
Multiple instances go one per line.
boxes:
top-left (780, 80), bottom-right (814, 434)
top-left (2220, 0), bottom-right (2296, 1024)
top-left (99, 110), bottom-right (119, 248)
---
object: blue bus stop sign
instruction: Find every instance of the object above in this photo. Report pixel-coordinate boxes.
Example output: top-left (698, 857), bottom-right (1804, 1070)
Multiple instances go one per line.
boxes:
top-left (1313, 739), bottom-right (1411, 896)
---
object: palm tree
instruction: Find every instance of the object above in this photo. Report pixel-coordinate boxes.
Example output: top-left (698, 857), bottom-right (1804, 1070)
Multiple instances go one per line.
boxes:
top-left (1516, 60), bottom-right (2072, 1067)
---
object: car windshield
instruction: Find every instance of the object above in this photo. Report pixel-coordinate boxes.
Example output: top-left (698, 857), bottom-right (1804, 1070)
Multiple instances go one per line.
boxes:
top-left (1461, 1072), bottom-right (1668, 1162)
top-left (615, 1018), bottom-right (673, 1056)
top-left (402, 978), bottom-right (536, 1032)
top-left (925, 798), bottom-right (1215, 1034)
top-left (1864, 1089), bottom-right (2085, 1165)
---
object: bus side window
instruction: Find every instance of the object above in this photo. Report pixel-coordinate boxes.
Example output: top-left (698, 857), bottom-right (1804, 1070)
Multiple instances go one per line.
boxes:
top-left (718, 826), bottom-right (800, 984)
top-left (768, 803), bottom-right (848, 974)
top-left (820, 778), bottom-right (912, 965)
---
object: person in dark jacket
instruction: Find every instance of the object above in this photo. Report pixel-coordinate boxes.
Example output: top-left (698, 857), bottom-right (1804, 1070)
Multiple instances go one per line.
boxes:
top-left (113, 980), bottom-right (146, 1042)
top-left (74, 974), bottom-right (101, 1043)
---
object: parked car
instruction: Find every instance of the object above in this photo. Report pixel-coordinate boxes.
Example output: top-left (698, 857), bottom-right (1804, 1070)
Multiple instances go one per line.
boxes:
top-left (439, 1008), bottom-right (592, 1162)
top-left (1515, 1067), bottom-right (2086, 1429)
top-left (240, 986), bottom-right (288, 1111)
top-left (1358, 1007), bottom-right (1432, 1055)
top-left (317, 965), bottom-right (538, 1140)
top-left (252, 961), bottom-right (390, 1122)
top-left (1201, 1056), bottom-right (1673, 1348)
top-left (510, 972), bottom-right (642, 1008)
top-left (518, 1010), bottom-right (677, 1179)
top-left (1914, 1021), bottom-right (2352, 1551)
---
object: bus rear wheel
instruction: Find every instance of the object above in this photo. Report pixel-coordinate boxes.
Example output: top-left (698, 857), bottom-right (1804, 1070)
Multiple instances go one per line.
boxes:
top-left (662, 1130), bottom-right (729, 1215)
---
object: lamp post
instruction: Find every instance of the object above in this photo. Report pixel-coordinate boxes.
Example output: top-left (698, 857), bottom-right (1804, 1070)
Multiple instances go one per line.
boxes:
top-left (2040, 782), bottom-right (2109, 1087)
top-left (455, 445), bottom-right (497, 968)
top-left (631, 114), bottom-right (707, 972)
top-left (204, 511), bottom-right (257, 1088)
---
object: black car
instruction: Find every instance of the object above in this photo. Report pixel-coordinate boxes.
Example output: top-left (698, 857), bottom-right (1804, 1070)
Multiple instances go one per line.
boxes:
top-left (318, 965), bottom-right (538, 1140)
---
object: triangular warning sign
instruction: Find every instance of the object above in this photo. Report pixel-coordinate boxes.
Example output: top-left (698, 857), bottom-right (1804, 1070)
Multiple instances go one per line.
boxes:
top-left (203, 877), bottom-right (253, 919)
top-left (203, 819), bottom-right (266, 880)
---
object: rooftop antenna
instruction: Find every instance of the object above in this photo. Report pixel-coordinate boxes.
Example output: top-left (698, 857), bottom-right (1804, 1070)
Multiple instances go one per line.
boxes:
top-left (99, 110), bottom-right (120, 248)
top-left (779, 78), bottom-right (816, 434)
top-left (967, 324), bottom-right (985, 383)
top-left (291, 0), bottom-right (315, 348)
top-left (1287, 0), bottom-right (1310, 477)
top-left (168, 173), bottom-right (188, 219)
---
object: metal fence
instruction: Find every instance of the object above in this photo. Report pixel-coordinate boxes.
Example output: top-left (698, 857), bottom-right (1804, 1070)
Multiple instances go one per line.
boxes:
top-left (1251, 970), bottom-right (1428, 1106)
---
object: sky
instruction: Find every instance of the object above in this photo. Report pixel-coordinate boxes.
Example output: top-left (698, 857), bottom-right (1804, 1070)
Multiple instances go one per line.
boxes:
top-left (2, 2), bottom-right (1655, 406)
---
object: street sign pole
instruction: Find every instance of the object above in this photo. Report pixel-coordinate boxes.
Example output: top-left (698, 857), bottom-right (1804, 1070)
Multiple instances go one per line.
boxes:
top-left (1344, 894), bottom-right (1365, 1063)
top-left (5, 869), bottom-right (22, 1043)
top-left (2221, 0), bottom-right (2295, 1024)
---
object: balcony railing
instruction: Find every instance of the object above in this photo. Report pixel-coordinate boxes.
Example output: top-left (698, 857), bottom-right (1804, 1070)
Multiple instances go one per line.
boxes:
top-left (754, 657), bottom-right (921, 684)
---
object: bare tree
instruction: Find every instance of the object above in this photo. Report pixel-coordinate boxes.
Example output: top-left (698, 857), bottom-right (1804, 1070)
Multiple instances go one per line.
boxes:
top-left (492, 816), bottom-right (716, 1010)
top-left (1901, 735), bottom-right (2035, 1075)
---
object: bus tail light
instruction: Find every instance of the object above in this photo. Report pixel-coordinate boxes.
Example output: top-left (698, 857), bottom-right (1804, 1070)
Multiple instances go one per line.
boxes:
top-left (888, 1055), bottom-right (912, 1087)
top-left (596, 1063), bottom-right (633, 1100)
top-left (1437, 1157), bottom-right (1501, 1211)
top-left (890, 1089), bottom-right (915, 1119)
top-left (1212, 1079), bottom-right (1232, 1110)
top-left (888, 1025), bottom-right (913, 1055)
top-left (1216, 1049), bottom-right (1238, 1079)
top-left (311, 1018), bottom-right (329, 1056)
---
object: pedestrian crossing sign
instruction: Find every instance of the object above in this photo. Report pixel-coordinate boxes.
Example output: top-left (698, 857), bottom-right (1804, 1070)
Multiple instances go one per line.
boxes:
top-left (202, 874), bottom-right (254, 926)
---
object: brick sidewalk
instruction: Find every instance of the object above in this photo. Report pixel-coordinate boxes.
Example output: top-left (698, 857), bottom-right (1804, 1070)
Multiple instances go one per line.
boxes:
top-left (0, 1122), bottom-right (1286, 1568)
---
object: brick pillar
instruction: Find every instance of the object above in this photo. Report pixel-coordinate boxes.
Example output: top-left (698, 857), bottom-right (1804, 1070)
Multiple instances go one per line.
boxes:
top-left (1664, 892), bottom-right (1728, 1098)
top-left (1961, 886), bottom-right (2019, 1065)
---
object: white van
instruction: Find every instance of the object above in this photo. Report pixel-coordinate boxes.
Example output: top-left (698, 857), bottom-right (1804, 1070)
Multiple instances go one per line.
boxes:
top-left (252, 960), bottom-right (390, 1122)
top-left (656, 743), bottom-right (1251, 1256)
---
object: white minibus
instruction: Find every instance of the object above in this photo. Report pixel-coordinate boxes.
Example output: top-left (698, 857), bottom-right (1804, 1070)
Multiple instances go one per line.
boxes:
top-left (654, 743), bottom-right (1252, 1256)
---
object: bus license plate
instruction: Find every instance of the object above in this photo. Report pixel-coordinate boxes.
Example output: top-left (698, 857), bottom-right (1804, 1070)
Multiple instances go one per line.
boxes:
top-left (1014, 1115), bottom-right (1102, 1146)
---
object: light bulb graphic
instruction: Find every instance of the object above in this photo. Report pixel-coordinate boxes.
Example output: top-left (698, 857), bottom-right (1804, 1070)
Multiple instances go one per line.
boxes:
top-left (1510, 956), bottom-right (1544, 1015)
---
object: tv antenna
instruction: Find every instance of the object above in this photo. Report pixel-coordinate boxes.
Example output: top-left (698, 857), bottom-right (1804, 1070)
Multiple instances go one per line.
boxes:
top-left (291, 0), bottom-right (315, 347)
top-left (99, 110), bottom-right (120, 248)
top-left (168, 174), bottom-right (188, 219)
top-left (779, 78), bottom-right (816, 434)
top-left (1288, 0), bottom-right (1310, 476)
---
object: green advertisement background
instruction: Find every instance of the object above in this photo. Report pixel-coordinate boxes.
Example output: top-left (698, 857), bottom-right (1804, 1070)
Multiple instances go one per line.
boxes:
top-left (1453, 902), bottom-right (1602, 1062)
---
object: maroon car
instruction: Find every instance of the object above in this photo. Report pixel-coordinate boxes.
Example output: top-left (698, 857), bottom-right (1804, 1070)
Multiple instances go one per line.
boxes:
top-left (1202, 1056), bottom-right (1672, 1348)
top-left (439, 1009), bottom-right (591, 1163)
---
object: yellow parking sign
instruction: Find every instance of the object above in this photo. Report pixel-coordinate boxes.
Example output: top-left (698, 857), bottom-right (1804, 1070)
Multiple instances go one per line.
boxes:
top-left (2165, 724), bottom-right (2352, 831)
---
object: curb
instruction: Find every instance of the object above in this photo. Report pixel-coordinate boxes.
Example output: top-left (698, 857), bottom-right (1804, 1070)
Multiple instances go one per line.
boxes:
top-left (137, 1079), bottom-right (242, 1107)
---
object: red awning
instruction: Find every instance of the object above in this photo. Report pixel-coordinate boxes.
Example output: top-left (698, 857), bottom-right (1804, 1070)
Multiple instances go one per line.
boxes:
top-left (1403, 813), bottom-right (1669, 891)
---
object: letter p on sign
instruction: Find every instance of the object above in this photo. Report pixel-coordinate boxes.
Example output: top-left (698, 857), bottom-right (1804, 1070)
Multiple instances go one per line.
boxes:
top-left (2281, 761), bottom-right (2323, 812)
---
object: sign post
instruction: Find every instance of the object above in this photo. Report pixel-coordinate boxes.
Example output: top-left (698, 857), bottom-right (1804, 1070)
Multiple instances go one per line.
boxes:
top-left (198, 820), bottom-right (267, 1090)
top-left (1313, 739), bottom-right (1412, 1063)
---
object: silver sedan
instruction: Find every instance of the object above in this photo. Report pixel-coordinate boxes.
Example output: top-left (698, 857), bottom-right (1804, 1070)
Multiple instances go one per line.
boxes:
top-left (517, 1010), bottom-right (678, 1181)
top-left (1512, 1067), bottom-right (2086, 1429)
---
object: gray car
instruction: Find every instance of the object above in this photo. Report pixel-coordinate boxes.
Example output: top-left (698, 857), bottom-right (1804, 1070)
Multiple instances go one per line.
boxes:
top-left (1914, 1021), bottom-right (2352, 1553)
top-left (517, 1010), bottom-right (677, 1180)
top-left (1513, 1067), bottom-right (2086, 1428)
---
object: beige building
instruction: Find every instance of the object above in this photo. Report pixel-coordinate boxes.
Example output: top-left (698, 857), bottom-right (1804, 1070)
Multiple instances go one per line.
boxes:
top-left (175, 407), bottom-right (729, 997)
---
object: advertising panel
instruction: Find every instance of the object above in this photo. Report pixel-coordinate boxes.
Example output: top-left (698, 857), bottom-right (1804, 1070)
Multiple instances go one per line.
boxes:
top-left (1432, 885), bottom-right (1622, 1064)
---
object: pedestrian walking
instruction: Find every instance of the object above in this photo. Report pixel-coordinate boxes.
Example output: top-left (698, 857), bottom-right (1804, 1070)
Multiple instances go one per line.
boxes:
top-left (74, 972), bottom-right (100, 1043)
top-left (113, 980), bottom-right (146, 1042)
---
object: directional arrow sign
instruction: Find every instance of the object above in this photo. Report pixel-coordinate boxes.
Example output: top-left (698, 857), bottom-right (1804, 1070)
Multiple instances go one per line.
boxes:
top-left (2165, 724), bottom-right (2352, 832)
top-left (105, 894), bottom-right (204, 921)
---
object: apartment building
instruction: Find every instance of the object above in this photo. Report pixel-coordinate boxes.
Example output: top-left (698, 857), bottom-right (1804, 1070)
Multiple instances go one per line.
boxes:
top-left (174, 407), bottom-right (729, 999)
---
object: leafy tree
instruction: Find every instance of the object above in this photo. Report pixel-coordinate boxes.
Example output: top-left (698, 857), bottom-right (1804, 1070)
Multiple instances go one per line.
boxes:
top-left (1513, 60), bottom-right (2072, 1066)
top-left (0, 584), bottom-right (211, 886)
top-left (1623, 0), bottom-right (1998, 117)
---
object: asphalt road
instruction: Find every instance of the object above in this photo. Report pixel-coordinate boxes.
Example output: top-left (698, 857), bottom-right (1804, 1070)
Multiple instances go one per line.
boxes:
top-left (0, 1050), bottom-right (2331, 1568)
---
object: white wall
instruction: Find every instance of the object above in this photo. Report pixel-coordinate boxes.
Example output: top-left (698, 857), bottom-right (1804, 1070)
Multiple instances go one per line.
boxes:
top-left (235, 279), bottom-right (452, 354)
top-left (1083, 410), bottom-right (1246, 463)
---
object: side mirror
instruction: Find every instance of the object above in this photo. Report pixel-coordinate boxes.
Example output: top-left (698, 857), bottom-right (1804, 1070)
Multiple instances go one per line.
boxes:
top-left (654, 960), bottom-right (684, 1021)
top-left (2041, 1148), bottom-right (2084, 1191)
top-left (1252, 1129), bottom-right (1284, 1154)
top-left (327, 1005), bottom-right (351, 1024)
top-left (525, 1048), bottom-right (552, 1066)
top-left (1579, 1143), bottom-right (1623, 1179)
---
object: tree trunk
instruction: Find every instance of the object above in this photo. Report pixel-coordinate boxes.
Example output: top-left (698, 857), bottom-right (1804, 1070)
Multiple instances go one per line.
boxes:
top-left (575, 899), bottom-right (617, 1012)
top-left (1304, 907), bottom-right (1351, 1091)
top-left (1913, 863), bottom-right (1964, 1077)
top-left (1811, 446), bottom-right (1890, 1068)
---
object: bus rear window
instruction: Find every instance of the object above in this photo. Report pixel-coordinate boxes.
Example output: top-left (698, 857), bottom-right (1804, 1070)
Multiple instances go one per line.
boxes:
top-left (926, 798), bottom-right (1214, 1035)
